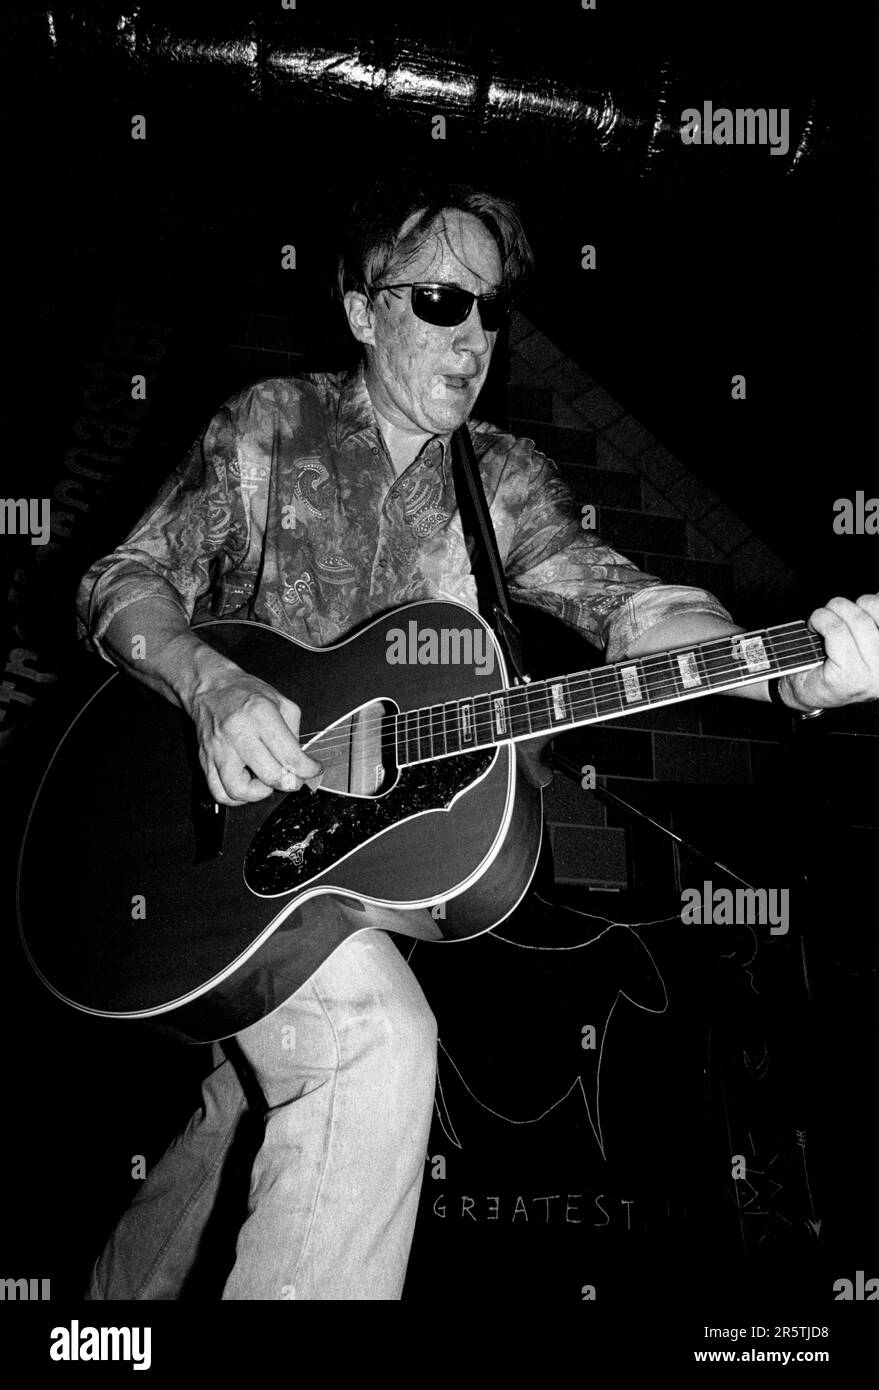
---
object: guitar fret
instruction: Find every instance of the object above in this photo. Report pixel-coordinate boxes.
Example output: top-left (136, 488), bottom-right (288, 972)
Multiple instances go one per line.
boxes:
top-left (732, 631), bottom-right (772, 681)
top-left (567, 672), bottom-right (596, 724)
top-left (393, 619), bottom-right (823, 768)
top-left (651, 653), bottom-right (682, 701)
top-left (712, 630), bottom-right (772, 689)
top-left (439, 700), bottom-right (456, 755)
top-left (763, 626), bottom-right (796, 677)
top-left (545, 676), bottom-right (573, 725)
top-left (414, 706), bottom-right (424, 762)
top-left (673, 648), bottom-right (704, 692)
top-left (405, 708), bottom-right (416, 764)
top-left (693, 644), bottom-right (712, 689)
top-left (472, 693), bottom-right (495, 746)
top-left (618, 663), bottom-right (647, 705)
top-left (394, 711), bottom-right (403, 766)
top-left (417, 705), bottom-right (430, 762)
top-left (593, 668), bottom-right (623, 717)
top-left (705, 634), bottom-right (743, 688)
top-left (406, 711), bottom-right (420, 767)
top-left (606, 667), bottom-right (627, 714)
top-left (458, 696), bottom-right (475, 747)
top-left (432, 702), bottom-right (447, 758)
top-left (526, 682), bottom-right (554, 733)
top-left (491, 692), bottom-right (509, 738)
top-left (506, 686), bottom-right (532, 739)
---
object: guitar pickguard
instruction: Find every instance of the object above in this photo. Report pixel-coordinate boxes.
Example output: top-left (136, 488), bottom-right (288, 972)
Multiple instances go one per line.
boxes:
top-left (244, 749), bottom-right (495, 897)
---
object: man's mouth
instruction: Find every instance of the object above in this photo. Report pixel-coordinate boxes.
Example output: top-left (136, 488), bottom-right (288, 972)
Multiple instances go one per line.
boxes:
top-left (442, 374), bottom-right (475, 390)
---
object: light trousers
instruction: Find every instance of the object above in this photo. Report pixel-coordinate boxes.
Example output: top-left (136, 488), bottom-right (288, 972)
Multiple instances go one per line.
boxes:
top-left (85, 928), bottom-right (438, 1300)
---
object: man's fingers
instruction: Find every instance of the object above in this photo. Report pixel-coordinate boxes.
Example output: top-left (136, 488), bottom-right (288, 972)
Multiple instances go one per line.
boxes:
top-left (274, 696), bottom-right (323, 779)
top-left (193, 679), bottom-right (323, 802)
top-left (226, 696), bottom-right (321, 787)
top-left (813, 597), bottom-right (875, 667)
top-left (855, 593), bottom-right (879, 625)
top-left (803, 595), bottom-right (879, 703)
top-left (239, 693), bottom-right (322, 779)
top-left (203, 763), bottom-right (234, 806)
top-left (204, 752), bottom-right (274, 806)
top-left (809, 598), bottom-right (858, 651)
top-left (825, 594), bottom-right (878, 637)
top-left (221, 708), bottom-right (322, 798)
top-left (232, 730), bottom-right (298, 792)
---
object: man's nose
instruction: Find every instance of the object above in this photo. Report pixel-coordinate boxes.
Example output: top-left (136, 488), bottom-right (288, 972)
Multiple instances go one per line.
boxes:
top-left (452, 301), bottom-right (491, 354)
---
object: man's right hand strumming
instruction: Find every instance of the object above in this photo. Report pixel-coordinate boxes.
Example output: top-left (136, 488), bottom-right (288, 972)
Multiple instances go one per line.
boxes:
top-left (101, 597), bottom-right (322, 806)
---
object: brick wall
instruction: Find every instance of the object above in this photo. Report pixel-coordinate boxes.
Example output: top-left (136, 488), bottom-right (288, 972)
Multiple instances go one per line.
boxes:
top-left (495, 312), bottom-right (879, 889)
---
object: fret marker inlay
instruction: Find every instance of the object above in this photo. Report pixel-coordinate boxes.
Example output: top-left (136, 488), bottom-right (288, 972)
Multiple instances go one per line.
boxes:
top-left (550, 682), bottom-right (567, 721)
top-left (620, 665), bottom-right (643, 703)
top-left (737, 635), bottom-right (771, 674)
top-left (460, 703), bottom-right (472, 742)
top-left (677, 652), bottom-right (702, 688)
top-left (493, 698), bottom-right (507, 735)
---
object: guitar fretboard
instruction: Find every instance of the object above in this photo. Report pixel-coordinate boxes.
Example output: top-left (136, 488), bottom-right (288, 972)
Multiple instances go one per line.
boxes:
top-left (394, 621), bottom-right (825, 767)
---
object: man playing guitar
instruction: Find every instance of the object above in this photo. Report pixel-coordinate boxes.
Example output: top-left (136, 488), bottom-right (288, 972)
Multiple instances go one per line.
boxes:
top-left (75, 176), bottom-right (879, 1300)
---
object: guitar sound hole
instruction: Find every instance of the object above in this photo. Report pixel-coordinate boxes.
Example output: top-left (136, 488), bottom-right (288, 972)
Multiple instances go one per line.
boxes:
top-left (304, 699), bottom-right (398, 797)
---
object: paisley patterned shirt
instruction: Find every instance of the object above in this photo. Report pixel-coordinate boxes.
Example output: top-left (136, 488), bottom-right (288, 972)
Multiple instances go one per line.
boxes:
top-left (76, 365), bottom-right (732, 663)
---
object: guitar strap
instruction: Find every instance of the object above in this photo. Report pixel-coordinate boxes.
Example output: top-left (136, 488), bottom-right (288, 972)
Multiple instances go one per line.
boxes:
top-left (450, 422), bottom-right (527, 684)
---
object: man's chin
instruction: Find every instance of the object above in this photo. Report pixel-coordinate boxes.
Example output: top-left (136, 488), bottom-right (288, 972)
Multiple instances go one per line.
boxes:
top-left (423, 393), bottom-right (475, 433)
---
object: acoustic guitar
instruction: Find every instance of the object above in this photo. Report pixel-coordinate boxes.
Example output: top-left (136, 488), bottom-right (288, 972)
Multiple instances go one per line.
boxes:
top-left (16, 599), bottom-right (823, 1042)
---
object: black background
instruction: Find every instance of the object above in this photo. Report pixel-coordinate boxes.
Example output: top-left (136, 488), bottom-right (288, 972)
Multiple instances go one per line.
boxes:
top-left (0, 0), bottom-right (876, 1364)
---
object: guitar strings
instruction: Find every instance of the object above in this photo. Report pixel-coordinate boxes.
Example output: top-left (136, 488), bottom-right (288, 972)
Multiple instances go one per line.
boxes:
top-left (291, 628), bottom-right (824, 763)
top-left (296, 627), bottom-right (824, 747)
top-left (296, 631), bottom-right (825, 756)
top-left (396, 642), bottom-right (824, 759)
top-left (297, 631), bottom-right (824, 756)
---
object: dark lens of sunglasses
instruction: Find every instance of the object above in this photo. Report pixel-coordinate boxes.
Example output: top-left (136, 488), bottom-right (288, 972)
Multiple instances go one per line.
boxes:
top-left (411, 286), bottom-right (471, 326)
top-left (478, 297), bottom-right (508, 331)
top-left (412, 287), bottom-right (507, 331)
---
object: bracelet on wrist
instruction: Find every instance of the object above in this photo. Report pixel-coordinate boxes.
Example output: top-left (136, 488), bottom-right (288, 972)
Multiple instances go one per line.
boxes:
top-left (769, 675), bottom-right (824, 719)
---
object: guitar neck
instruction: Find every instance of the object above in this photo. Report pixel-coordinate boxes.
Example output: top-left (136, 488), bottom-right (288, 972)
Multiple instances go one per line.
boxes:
top-left (396, 620), bottom-right (825, 767)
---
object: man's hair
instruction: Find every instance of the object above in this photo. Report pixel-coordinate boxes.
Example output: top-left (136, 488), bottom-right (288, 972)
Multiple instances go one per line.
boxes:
top-left (337, 175), bottom-right (534, 304)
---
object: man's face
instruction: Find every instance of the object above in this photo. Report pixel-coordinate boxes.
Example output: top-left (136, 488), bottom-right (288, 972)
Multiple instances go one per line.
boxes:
top-left (359, 210), bottom-right (503, 438)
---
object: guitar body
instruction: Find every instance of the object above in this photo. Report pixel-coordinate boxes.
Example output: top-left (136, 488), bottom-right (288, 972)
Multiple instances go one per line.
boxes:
top-left (17, 601), bottom-right (545, 1042)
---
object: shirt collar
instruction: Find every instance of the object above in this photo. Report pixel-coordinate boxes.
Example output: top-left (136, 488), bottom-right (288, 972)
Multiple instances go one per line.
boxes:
top-left (335, 362), bottom-right (451, 471)
top-left (335, 362), bottom-right (377, 446)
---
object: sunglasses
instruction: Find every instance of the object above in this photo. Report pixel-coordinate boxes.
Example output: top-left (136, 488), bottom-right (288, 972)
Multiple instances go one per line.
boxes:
top-left (370, 281), bottom-right (510, 332)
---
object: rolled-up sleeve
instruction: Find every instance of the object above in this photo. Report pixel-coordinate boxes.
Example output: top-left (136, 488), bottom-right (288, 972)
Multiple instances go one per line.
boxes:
top-left (75, 403), bottom-right (246, 662)
top-left (503, 444), bottom-right (734, 662)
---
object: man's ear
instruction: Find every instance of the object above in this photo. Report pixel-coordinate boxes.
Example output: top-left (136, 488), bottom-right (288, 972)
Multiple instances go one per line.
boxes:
top-left (344, 290), bottom-right (376, 347)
